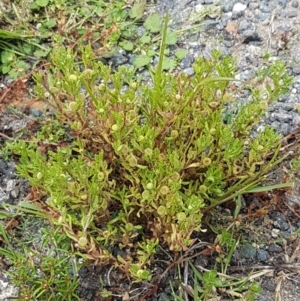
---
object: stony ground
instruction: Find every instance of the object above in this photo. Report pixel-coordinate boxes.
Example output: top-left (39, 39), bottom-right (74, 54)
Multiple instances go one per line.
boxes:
top-left (1, 0), bottom-right (300, 300)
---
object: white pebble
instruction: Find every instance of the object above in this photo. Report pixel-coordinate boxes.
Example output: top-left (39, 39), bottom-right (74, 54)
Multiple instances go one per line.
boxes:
top-left (232, 3), bottom-right (247, 13)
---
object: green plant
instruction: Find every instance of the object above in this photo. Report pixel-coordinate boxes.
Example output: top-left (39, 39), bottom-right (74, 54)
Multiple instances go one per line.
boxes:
top-left (4, 14), bottom-right (293, 282)
top-left (165, 230), bottom-right (262, 300)
top-left (1, 50), bottom-right (30, 79)
top-left (0, 220), bottom-right (80, 301)
top-left (0, 29), bottom-right (50, 79)
top-left (0, 0), bottom-right (133, 79)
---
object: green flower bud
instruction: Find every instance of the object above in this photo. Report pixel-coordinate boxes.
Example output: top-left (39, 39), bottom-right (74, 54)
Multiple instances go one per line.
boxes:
top-left (172, 172), bottom-right (181, 181)
top-left (142, 190), bottom-right (150, 200)
top-left (233, 165), bottom-right (242, 175)
top-left (98, 172), bottom-right (105, 181)
top-left (177, 212), bottom-right (186, 222)
top-left (202, 157), bottom-right (212, 167)
top-left (209, 128), bottom-right (216, 135)
top-left (125, 223), bottom-right (134, 231)
top-left (209, 101), bottom-right (219, 108)
top-left (68, 101), bottom-right (77, 112)
top-left (260, 101), bottom-right (268, 109)
top-left (146, 183), bottom-right (154, 190)
top-left (98, 83), bottom-right (105, 91)
top-left (128, 155), bottom-right (138, 167)
top-left (111, 124), bottom-right (119, 131)
top-left (199, 185), bottom-right (207, 193)
top-left (144, 148), bottom-right (153, 156)
top-left (83, 69), bottom-right (93, 78)
top-left (78, 236), bottom-right (88, 247)
top-left (157, 206), bottom-right (167, 216)
top-left (171, 130), bottom-right (179, 139)
top-left (68, 74), bottom-right (77, 81)
top-left (36, 172), bottom-right (43, 180)
top-left (160, 185), bottom-right (170, 195)
top-left (130, 82), bottom-right (137, 89)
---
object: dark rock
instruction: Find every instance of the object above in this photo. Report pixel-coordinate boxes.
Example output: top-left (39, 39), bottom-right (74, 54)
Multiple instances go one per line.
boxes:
top-left (292, 65), bottom-right (300, 75)
top-left (183, 67), bottom-right (195, 76)
top-left (30, 108), bottom-right (42, 117)
top-left (242, 33), bottom-right (263, 43)
top-left (256, 249), bottom-right (269, 262)
top-left (278, 0), bottom-right (287, 8)
top-left (292, 0), bottom-right (299, 8)
top-left (240, 243), bottom-right (257, 259)
top-left (202, 20), bottom-right (219, 30)
top-left (268, 243), bottom-right (282, 253)
top-left (111, 53), bottom-right (129, 68)
top-left (281, 11), bottom-right (298, 18)
top-left (180, 54), bottom-right (194, 69)
top-left (222, 1), bottom-right (234, 13)
top-left (262, 279), bottom-right (276, 291)
top-left (239, 19), bottom-right (252, 31)
top-left (256, 12), bottom-right (271, 21)
top-left (0, 189), bottom-right (9, 203)
top-left (270, 211), bottom-right (287, 222)
top-left (260, 3), bottom-right (271, 12)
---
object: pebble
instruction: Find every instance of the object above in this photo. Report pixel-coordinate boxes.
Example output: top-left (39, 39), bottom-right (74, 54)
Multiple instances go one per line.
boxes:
top-left (279, 0), bottom-right (287, 8)
top-left (30, 108), bottom-right (42, 117)
top-left (240, 243), bottom-right (257, 259)
top-left (232, 3), bottom-right (247, 13)
top-left (6, 179), bottom-right (15, 192)
top-left (292, 0), bottom-right (299, 8)
top-left (262, 279), bottom-right (276, 291)
top-left (256, 249), bottom-right (269, 262)
top-left (0, 189), bottom-right (9, 203)
top-left (180, 54), bottom-right (194, 69)
top-left (268, 243), bottom-right (283, 252)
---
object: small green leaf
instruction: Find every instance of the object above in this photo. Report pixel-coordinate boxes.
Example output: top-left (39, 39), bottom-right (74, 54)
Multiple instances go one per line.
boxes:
top-left (45, 19), bottom-right (56, 28)
top-left (134, 55), bottom-right (151, 69)
top-left (144, 13), bottom-right (161, 33)
top-left (175, 49), bottom-right (188, 60)
top-left (8, 69), bottom-right (19, 79)
top-left (22, 43), bottom-right (34, 55)
top-left (129, 0), bottom-right (146, 20)
top-left (119, 41), bottom-right (134, 51)
top-left (166, 30), bottom-right (177, 45)
top-left (19, 202), bottom-right (43, 212)
top-left (162, 57), bottom-right (176, 70)
top-left (146, 49), bottom-right (156, 57)
top-left (139, 34), bottom-right (151, 44)
top-left (34, 49), bottom-right (50, 58)
top-left (36, 0), bottom-right (49, 7)
top-left (1, 51), bottom-right (14, 64)
top-left (15, 60), bottom-right (30, 70)
top-left (2, 65), bottom-right (11, 74)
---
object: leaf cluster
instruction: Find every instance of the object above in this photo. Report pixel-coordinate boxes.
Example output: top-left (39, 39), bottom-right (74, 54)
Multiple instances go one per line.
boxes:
top-left (5, 27), bottom-right (293, 280)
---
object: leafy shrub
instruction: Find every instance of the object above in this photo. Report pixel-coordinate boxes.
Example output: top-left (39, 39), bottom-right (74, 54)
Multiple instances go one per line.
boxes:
top-left (6, 18), bottom-right (292, 280)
